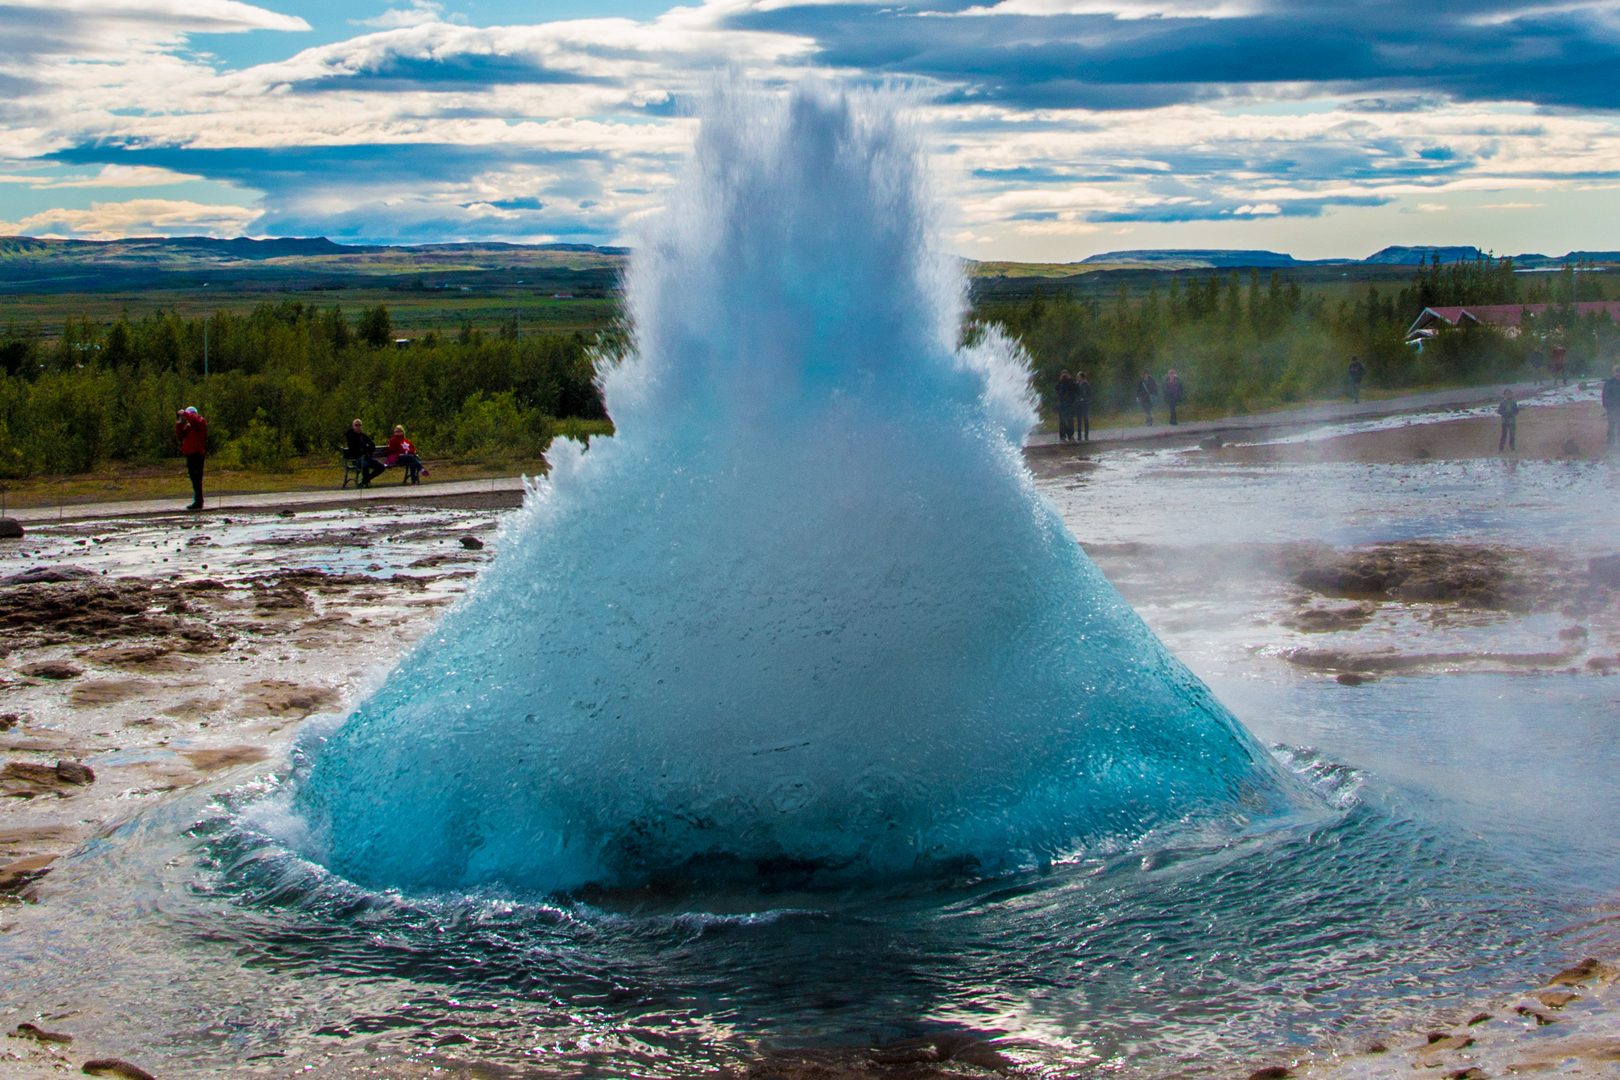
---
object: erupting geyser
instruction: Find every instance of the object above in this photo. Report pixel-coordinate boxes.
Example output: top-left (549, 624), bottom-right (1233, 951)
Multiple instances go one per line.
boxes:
top-left (296, 84), bottom-right (1290, 894)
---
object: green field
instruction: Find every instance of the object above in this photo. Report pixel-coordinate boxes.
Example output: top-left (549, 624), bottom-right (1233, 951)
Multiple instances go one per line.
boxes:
top-left (1, 288), bottom-right (618, 341)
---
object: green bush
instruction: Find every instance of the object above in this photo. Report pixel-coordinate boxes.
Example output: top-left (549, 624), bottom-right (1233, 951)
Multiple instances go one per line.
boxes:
top-left (222, 409), bottom-right (297, 472)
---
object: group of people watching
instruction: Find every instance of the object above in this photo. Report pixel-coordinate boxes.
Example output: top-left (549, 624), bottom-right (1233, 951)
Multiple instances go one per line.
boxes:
top-left (1133, 370), bottom-right (1185, 426)
top-left (171, 408), bottom-right (427, 510)
top-left (346, 419), bottom-right (427, 486)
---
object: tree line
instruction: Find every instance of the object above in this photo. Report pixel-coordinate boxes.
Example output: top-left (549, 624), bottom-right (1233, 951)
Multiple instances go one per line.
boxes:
top-left (974, 256), bottom-right (1616, 419)
top-left (0, 301), bottom-right (609, 478)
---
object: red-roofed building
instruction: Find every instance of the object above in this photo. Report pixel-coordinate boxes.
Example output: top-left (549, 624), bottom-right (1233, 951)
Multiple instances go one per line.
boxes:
top-left (1406, 301), bottom-right (1620, 344)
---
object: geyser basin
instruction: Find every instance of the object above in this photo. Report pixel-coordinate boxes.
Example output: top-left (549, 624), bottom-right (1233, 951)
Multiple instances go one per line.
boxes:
top-left (295, 85), bottom-right (1292, 893)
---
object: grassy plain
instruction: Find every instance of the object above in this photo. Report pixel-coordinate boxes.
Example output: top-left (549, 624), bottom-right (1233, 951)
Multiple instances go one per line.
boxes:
top-left (3, 289), bottom-right (618, 341)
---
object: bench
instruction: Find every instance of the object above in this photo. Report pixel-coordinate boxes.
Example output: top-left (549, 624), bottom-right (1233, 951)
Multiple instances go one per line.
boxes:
top-left (340, 451), bottom-right (367, 489)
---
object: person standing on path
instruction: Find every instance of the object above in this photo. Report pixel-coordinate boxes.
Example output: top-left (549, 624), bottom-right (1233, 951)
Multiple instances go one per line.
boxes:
top-left (1603, 366), bottom-right (1620, 447)
top-left (1136, 371), bottom-right (1158, 426)
top-left (1055, 371), bottom-right (1079, 442)
top-left (174, 406), bottom-right (208, 511)
top-left (1550, 344), bottom-right (1567, 385)
top-left (1163, 369), bottom-right (1184, 426)
top-left (1075, 371), bottom-right (1093, 442)
top-left (1497, 389), bottom-right (1520, 452)
top-left (1347, 356), bottom-right (1365, 404)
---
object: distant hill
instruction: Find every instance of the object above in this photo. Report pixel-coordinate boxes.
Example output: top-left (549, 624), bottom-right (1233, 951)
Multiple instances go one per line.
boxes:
top-left (0, 235), bottom-right (629, 294)
top-left (1078, 249), bottom-right (1322, 268)
top-left (1362, 245), bottom-right (1485, 265)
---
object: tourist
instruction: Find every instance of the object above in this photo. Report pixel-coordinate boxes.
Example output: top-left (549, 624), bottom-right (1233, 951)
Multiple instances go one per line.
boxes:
top-left (1163, 369), bottom-right (1184, 426)
top-left (1604, 366), bottom-right (1620, 447)
top-left (345, 419), bottom-right (386, 487)
top-left (1497, 389), bottom-right (1520, 452)
top-left (1528, 348), bottom-right (1546, 384)
top-left (175, 406), bottom-right (208, 511)
top-left (1136, 371), bottom-right (1157, 426)
top-left (1347, 355), bottom-right (1365, 403)
top-left (1075, 371), bottom-right (1093, 442)
top-left (1550, 344), bottom-right (1567, 385)
top-left (1055, 371), bottom-right (1079, 442)
top-left (385, 425), bottom-right (427, 482)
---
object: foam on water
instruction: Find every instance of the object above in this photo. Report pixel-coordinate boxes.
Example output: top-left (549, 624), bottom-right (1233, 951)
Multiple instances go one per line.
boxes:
top-left (294, 83), bottom-right (1292, 894)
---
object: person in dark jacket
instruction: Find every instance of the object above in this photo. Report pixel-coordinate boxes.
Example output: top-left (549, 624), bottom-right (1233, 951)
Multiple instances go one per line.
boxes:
top-left (1497, 389), bottom-right (1520, 452)
top-left (1075, 371), bottom-right (1093, 442)
top-left (1347, 356), bottom-right (1365, 403)
top-left (1163, 369), bottom-right (1184, 425)
top-left (175, 406), bottom-right (208, 510)
top-left (345, 419), bottom-right (386, 487)
top-left (1604, 366), bottom-right (1620, 446)
top-left (1055, 371), bottom-right (1079, 442)
top-left (1136, 372), bottom-right (1157, 425)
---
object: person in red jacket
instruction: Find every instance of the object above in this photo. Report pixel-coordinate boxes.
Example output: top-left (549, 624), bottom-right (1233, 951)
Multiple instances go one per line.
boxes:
top-left (175, 406), bottom-right (208, 510)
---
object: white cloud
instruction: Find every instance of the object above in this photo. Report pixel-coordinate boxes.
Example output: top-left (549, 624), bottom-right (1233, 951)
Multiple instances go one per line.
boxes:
top-left (1231, 202), bottom-right (1281, 214)
top-left (2, 164), bottom-right (206, 188)
top-left (2, 198), bottom-right (262, 240)
top-left (1480, 201), bottom-right (1544, 208)
top-left (352, 1), bottom-right (446, 29)
top-left (1013, 220), bottom-right (1103, 235)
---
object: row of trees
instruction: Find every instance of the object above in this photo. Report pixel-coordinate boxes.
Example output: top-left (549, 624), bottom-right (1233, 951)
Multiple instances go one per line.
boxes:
top-left (976, 257), bottom-right (1616, 418)
top-left (0, 302), bottom-right (609, 478)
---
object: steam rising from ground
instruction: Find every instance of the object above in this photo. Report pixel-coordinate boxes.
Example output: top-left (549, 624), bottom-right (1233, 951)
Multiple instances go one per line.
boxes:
top-left (294, 84), bottom-right (1289, 894)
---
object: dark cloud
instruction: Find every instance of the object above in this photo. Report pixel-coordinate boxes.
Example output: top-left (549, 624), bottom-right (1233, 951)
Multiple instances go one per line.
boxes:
top-left (728, 1), bottom-right (1620, 110)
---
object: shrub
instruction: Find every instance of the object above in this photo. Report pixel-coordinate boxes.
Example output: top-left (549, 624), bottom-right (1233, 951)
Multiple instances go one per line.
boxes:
top-left (223, 409), bottom-right (297, 472)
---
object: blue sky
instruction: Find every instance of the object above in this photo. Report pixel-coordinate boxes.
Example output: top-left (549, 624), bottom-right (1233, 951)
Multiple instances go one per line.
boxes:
top-left (2, 0), bottom-right (1618, 260)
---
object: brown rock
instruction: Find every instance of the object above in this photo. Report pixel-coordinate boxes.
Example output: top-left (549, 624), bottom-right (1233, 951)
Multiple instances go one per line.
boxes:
top-left (1557, 626), bottom-right (1588, 642)
top-left (0, 854), bottom-right (55, 893)
top-left (1366, 1043), bottom-right (1389, 1054)
top-left (83, 1059), bottom-right (157, 1080)
top-left (1535, 990), bottom-right (1579, 1008)
top-left (0, 713), bottom-right (18, 731)
top-left (237, 680), bottom-right (338, 719)
top-left (0, 518), bottom-right (22, 539)
top-left (460, 535), bottom-right (485, 550)
top-left (1468, 1013), bottom-right (1493, 1026)
top-left (1445, 1069), bottom-right (1486, 1079)
top-left (1247, 1068), bottom-right (1292, 1080)
top-left (1548, 957), bottom-right (1610, 986)
top-left (181, 746), bottom-right (268, 771)
top-left (1336, 672), bottom-right (1369, 686)
top-left (55, 760), bottom-right (93, 785)
top-left (8, 1022), bottom-right (71, 1043)
top-left (19, 660), bottom-right (83, 679)
top-left (2, 761), bottom-right (60, 785)
top-left (1514, 1007), bottom-right (1557, 1025)
top-left (1422, 1035), bottom-right (1474, 1052)
top-left (69, 679), bottom-right (157, 707)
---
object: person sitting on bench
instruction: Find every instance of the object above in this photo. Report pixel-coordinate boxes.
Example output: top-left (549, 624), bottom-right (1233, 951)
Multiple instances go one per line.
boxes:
top-left (345, 419), bottom-right (386, 487)
top-left (384, 425), bottom-right (427, 483)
